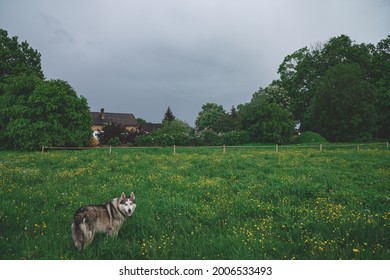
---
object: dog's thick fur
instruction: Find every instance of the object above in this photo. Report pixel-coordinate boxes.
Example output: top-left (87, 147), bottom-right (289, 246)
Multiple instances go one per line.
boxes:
top-left (71, 192), bottom-right (136, 249)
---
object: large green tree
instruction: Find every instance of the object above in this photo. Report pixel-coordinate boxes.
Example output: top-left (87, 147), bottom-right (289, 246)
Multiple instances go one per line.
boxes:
top-left (371, 36), bottom-right (390, 138)
top-left (153, 119), bottom-right (192, 146)
top-left (309, 63), bottom-right (376, 142)
top-left (195, 103), bottom-right (241, 133)
top-left (195, 103), bottom-right (225, 131)
top-left (252, 81), bottom-right (291, 111)
top-left (238, 87), bottom-right (295, 144)
top-left (0, 29), bottom-right (44, 82)
top-left (0, 77), bottom-right (92, 150)
top-left (277, 46), bottom-right (316, 127)
top-left (0, 29), bottom-right (92, 150)
top-left (277, 35), bottom-right (379, 136)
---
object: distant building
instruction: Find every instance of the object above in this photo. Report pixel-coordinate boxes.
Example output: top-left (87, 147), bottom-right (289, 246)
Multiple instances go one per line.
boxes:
top-left (91, 108), bottom-right (138, 132)
top-left (91, 108), bottom-right (162, 135)
top-left (139, 122), bottom-right (163, 134)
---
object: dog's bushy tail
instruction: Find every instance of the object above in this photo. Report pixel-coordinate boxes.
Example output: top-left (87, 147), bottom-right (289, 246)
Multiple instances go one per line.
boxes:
top-left (71, 221), bottom-right (86, 250)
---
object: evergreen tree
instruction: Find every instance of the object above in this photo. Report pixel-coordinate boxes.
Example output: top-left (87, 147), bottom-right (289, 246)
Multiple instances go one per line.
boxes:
top-left (163, 106), bottom-right (176, 122)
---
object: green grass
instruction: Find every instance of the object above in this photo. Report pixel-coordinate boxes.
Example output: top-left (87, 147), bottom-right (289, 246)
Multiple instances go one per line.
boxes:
top-left (0, 146), bottom-right (389, 259)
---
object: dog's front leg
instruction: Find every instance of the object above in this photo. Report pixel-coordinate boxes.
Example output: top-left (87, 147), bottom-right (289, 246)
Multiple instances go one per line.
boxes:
top-left (107, 226), bottom-right (115, 236)
top-left (109, 227), bottom-right (119, 237)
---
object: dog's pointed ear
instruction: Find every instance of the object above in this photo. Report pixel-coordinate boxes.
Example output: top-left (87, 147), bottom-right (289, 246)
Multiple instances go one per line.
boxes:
top-left (121, 192), bottom-right (126, 200)
top-left (130, 192), bottom-right (135, 200)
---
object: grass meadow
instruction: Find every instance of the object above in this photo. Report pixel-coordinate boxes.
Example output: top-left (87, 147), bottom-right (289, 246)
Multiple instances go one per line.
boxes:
top-left (0, 145), bottom-right (389, 260)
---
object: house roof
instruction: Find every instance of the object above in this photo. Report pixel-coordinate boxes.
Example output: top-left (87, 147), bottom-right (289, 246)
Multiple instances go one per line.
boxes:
top-left (91, 111), bottom-right (138, 127)
top-left (140, 122), bottom-right (163, 133)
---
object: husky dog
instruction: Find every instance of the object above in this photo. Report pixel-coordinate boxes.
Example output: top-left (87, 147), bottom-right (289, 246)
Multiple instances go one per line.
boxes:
top-left (71, 192), bottom-right (136, 249)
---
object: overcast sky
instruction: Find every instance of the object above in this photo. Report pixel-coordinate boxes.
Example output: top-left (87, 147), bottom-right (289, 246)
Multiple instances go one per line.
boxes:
top-left (1, 0), bottom-right (389, 125)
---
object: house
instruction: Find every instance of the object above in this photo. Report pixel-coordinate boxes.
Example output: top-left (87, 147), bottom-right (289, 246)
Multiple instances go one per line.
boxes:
top-left (139, 122), bottom-right (163, 134)
top-left (91, 108), bottom-right (138, 132)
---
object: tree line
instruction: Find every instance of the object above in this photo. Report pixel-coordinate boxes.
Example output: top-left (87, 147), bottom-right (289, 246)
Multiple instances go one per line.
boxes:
top-left (1, 28), bottom-right (389, 150)
top-left (138, 34), bottom-right (389, 146)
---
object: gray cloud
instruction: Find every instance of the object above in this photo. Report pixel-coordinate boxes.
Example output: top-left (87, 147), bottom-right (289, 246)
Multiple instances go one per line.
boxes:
top-left (1, 0), bottom-right (389, 125)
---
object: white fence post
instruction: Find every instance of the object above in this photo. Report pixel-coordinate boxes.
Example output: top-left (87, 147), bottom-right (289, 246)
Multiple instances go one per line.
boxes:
top-left (173, 145), bottom-right (176, 155)
top-left (276, 144), bottom-right (279, 153)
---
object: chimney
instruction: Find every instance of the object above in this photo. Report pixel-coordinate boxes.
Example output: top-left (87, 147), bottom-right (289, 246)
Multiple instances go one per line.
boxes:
top-left (100, 108), bottom-right (105, 120)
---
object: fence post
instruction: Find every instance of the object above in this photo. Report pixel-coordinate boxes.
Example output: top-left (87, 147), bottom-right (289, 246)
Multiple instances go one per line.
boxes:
top-left (387, 142), bottom-right (389, 149)
top-left (41, 145), bottom-right (45, 153)
top-left (320, 144), bottom-right (323, 152)
top-left (223, 145), bottom-right (226, 154)
top-left (109, 145), bottom-right (112, 154)
top-left (276, 144), bottom-right (279, 153)
top-left (173, 145), bottom-right (176, 155)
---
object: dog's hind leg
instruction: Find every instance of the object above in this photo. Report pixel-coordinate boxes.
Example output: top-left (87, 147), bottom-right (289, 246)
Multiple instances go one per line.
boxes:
top-left (82, 224), bottom-right (95, 248)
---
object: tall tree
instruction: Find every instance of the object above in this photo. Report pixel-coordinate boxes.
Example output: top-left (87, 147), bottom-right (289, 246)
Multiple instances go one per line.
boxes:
top-left (238, 89), bottom-right (295, 144)
top-left (0, 75), bottom-right (41, 148)
top-left (278, 34), bottom-right (386, 140)
top-left (310, 63), bottom-right (376, 142)
top-left (1, 78), bottom-right (92, 150)
top-left (0, 29), bottom-right (92, 150)
top-left (277, 46), bottom-right (316, 127)
top-left (371, 36), bottom-right (390, 138)
top-left (0, 29), bottom-right (44, 83)
top-left (163, 106), bottom-right (176, 122)
top-left (252, 81), bottom-right (291, 110)
top-left (153, 119), bottom-right (192, 146)
top-left (195, 103), bottom-right (225, 131)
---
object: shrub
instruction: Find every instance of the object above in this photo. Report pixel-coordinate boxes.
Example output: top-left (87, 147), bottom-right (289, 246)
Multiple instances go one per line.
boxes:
top-left (108, 137), bottom-right (121, 147)
top-left (193, 129), bottom-right (223, 146)
top-left (135, 135), bottom-right (154, 146)
top-left (294, 131), bottom-right (328, 144)
top-left (222, 130), bottom-right (250, 145)
top-left (98, 122), bottom-right (145, 146)
top-left (97, 122), bottom-right (126, 145)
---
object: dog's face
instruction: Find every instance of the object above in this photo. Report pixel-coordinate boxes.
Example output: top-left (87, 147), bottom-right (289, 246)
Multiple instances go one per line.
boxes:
top-left (119, 192), bottom-right (136, 218)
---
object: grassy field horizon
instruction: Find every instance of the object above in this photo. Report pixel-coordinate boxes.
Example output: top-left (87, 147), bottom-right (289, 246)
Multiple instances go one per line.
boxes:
top-left (0, 146), bottom-right (389, 259)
